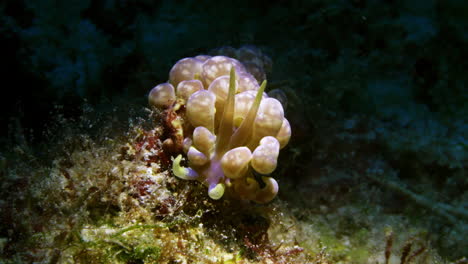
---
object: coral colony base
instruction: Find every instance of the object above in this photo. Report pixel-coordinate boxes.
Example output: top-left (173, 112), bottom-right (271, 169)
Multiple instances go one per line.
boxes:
top-left (148, 55), bottom-right (291, 203)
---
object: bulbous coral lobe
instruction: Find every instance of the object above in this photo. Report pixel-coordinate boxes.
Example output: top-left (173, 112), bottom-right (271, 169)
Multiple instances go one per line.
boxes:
top-left (221, 147), bottom-right (252, 179)
top-left (148, 83), bottom-right (176, 108)
top-left (149, 53), bottom-right (291, 203)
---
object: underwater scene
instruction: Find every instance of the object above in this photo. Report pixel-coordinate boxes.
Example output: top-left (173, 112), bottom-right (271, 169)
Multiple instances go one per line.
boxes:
top-left (1, 0), bottom-right (467, 263)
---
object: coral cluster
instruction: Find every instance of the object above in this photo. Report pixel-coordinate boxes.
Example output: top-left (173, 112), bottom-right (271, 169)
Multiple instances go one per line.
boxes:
top-left (149, 54), bottom-right (291, 203)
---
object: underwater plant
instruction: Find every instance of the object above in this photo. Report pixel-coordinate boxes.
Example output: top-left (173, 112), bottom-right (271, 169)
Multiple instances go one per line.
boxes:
top-left (149, 55), bottom-right (291, 203)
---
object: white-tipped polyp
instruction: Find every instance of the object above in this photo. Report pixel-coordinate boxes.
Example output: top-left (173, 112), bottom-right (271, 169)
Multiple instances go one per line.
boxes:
top-left (172, 154), bottom-right (199, 180)
top-left (208, 183), bottom-right (225, 200)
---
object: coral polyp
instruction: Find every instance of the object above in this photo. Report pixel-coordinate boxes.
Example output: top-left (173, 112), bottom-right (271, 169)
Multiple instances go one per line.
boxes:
top-left (149, 55), bottom-right (291, 203)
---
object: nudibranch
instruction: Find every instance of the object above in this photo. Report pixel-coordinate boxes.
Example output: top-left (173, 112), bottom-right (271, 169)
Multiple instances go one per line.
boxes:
top-left (148, 54), bottom-right (291, 203)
